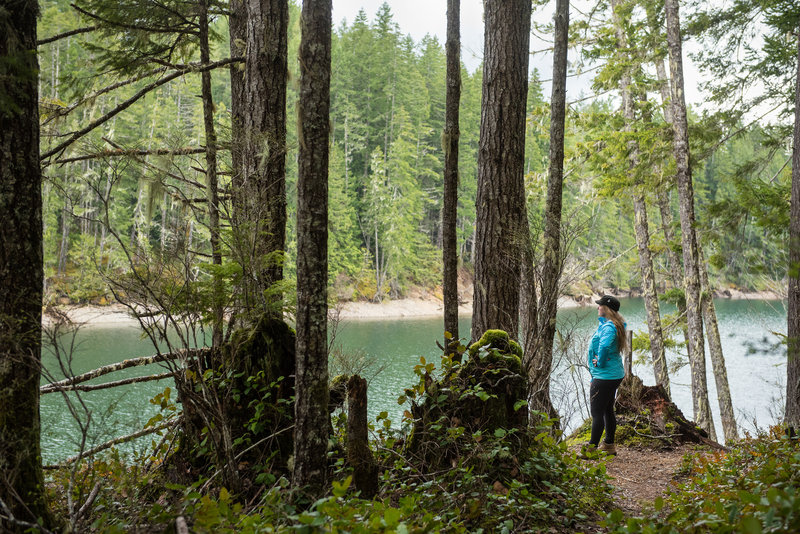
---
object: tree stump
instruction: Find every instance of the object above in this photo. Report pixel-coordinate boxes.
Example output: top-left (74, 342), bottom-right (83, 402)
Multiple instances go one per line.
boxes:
top-left (346, 375), bottom-right (378, 498)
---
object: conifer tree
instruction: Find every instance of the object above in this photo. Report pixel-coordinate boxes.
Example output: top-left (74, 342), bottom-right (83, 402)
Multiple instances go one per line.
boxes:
top-left (0, 1), bottom-right (52, 527)
top-left (294, 0), bottom-right (331, 495)
top-left (442, 0), bottom-right (461, 348)
top-left (471, 0), bottom-right (531, 340)
top-left (664, 0), bottom-right (716, 439)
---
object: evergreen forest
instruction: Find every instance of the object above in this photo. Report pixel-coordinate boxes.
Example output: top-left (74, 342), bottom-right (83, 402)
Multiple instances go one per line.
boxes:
top-left (1, 0), bottom-right (800, 532)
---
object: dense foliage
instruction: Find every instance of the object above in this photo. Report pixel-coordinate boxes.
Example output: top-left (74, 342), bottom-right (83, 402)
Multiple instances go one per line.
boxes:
top-left (37, 0), bottom-right (791, 306)
top-left (606, 428), bottom-right (800, 533)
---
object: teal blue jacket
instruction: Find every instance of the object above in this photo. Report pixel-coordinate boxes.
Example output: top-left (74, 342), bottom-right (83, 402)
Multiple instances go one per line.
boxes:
top-left (587, 317), bottom-right (625, 380)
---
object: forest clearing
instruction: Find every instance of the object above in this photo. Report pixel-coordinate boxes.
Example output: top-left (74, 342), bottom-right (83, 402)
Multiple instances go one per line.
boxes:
top-left (2, 0), bottom-right (800, 532)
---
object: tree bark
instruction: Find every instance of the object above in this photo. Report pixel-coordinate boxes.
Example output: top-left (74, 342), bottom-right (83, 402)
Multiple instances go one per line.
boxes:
top-left (698, 247), bottom-right (737, 442)
top-left (664, 0), bottom-right (716, 440)
top-left (632, 193), bottom-right (671, 392)
top-left (442, 0), bottom-right (461, 352)
top-left (293, 0), bottom-right (331, 496)
top-left (240, 0), bottom-right (288, 312)
top-left (610, 0), bottom-right (669, 395)
top-left (346, 375), bottom-right (377, 498)
top-left (471, 0), bottom-right (531, 341)
top-left (0, 1), bottom-right (52, 527)
top-left (199, 0), bottom-right (223, 347)
top-left (522, 0), bottom-right (566, 421)
top-left (786, 20), bottom-right (800, 433)
top-left (229, 0), bottom-right (246, 209)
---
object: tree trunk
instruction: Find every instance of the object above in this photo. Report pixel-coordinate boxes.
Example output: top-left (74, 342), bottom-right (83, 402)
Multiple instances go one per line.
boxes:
top-left (664, 0), bottom-right (716, 440)
top-left (471, 0), bottom-right (531, 341)
top-left (293, 0), bottom-right (331, 496)
top-left (199, 0), bottom-right (223, 348)
top-left (786, 20), bottom-right (800, 433)
top-left (698, 247), bottom-right (737, 442)
top-left (229, 0), bottom-right (246, 221)
top-left (521, 0), bottom-right (566, 421)
top-left (442, 0), bottom-right (461, 352)
top-left (0, 1), bottom-right (52, 527)
top-left (631, 192), bottom-right (670, 393)
top-left (240, 0), bottom-right (288, 313)
top-left (610, 0), bottom-right (669, 395)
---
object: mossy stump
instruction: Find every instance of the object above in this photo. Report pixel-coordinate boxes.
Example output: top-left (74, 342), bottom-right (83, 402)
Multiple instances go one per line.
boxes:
top-left (171, 316), bottom-right (297, 485)
top-left (571, 374), bottom-right (724, 451)
top-left (406, 330), bottom-right (529, 469)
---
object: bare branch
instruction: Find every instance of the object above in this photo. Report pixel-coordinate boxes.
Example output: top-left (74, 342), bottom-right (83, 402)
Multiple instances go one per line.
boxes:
top-left (40, 350), bottom-right (201, 393)
top-left (47, 419), bottom-right (180, 468)
top-left (51, 147), bottom-right (207, 165)
top-left (0, 498), bottom-right (56, 534)
top-left (40, 57), bottom-right (242, 161)
top-left (41, 371), bottom-right (177, 394)
top-left (42, 67), bottom-right (168, 127)
top-left (38, 26), bottom-right (98, 45)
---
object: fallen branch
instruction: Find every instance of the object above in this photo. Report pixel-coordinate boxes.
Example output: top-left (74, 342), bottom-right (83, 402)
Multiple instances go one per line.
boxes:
top-left (74, 482), bottom-right (101, 524)
top-left (41, 371), bottom-right (177, 394)
top-left (46, 419), bottom-right (180, 468)
top-left (40, 350), bottom-right (199, 393)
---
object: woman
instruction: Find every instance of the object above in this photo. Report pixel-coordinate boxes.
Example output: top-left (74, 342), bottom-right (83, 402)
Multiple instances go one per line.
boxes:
top-left (585, 294), bottom-right (626, 456)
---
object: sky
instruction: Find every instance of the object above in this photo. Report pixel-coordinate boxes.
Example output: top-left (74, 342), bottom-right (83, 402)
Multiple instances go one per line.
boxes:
top-left (330, 0), bottom-right (708, 108)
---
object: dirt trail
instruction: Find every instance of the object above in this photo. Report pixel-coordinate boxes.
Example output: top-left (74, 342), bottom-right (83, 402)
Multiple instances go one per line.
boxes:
top-left (602, 445), bottom-right (695, 516)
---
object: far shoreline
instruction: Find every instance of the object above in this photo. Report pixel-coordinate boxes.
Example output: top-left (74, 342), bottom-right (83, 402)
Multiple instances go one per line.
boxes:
top-left (43, 288), bottom-right (784, 327)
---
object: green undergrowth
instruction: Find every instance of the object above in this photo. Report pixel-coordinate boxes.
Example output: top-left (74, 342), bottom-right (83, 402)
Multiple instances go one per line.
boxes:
top-left (45, 339), bottom-right (615, 533)
top-left (605, 427), bottom-right (800, 534)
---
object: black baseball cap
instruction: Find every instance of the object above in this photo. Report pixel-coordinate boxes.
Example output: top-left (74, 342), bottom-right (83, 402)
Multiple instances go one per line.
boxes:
top-left (595, 295), bottom-right (620, 312)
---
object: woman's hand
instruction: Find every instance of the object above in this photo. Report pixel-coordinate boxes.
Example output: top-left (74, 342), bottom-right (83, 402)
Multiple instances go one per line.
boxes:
top-left (592, 358), bottom-right (598, 367)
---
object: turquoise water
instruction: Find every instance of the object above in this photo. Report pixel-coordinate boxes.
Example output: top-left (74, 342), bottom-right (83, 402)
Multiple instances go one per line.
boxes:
top-left (40, 298), bottom-right (787, 463)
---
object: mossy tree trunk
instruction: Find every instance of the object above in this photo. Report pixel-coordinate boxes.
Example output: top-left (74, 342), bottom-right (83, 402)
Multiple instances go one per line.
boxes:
top-left (199, 0), bottom-right (223, 347)
top-left (442, 0), bottom-right (461, 350)
top-left (786, 20), bottom-right (800, 433)
top-left (471, 0), bottom-right (531, 342)
top-left (522, 0), bottom-right (567, 422)
top-left (0, 2), bottom-right (52, 527)
top-left (698, 248), bottom-right (737, 442)
top-left (228, 0), bottom-right (246, 221)
top-left (239, 0), bottom-right (288, 314)
top-left (664, 0), bottom-right (716, 441)
top-left (293, 0), bottom-right (331, 496)
top-left (610, 0), bottom-right (670, 397)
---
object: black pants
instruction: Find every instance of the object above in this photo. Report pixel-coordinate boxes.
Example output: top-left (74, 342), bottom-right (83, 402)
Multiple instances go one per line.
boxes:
top-left (589, 378), bottom-right (623, 446)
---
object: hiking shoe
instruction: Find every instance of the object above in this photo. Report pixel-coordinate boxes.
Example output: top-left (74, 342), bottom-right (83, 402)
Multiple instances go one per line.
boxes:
top-left (598, 441), bottom-right (617, 456)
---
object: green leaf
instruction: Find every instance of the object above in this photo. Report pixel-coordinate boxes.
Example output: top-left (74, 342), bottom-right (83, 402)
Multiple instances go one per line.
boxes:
top-left (739, 516), bottom-right (762, 534)
top-left (332, 476), bottom-right (352, 498)
top-left (383, 507), bottom-right (401, 527)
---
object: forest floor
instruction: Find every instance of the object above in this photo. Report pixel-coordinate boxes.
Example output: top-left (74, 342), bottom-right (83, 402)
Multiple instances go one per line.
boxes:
top-left (600, 444), bottom-right (695, 516)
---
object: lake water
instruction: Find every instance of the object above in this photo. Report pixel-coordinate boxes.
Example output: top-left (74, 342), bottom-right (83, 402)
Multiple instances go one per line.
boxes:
top-left (40, 298), bottom-right (788, 463)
